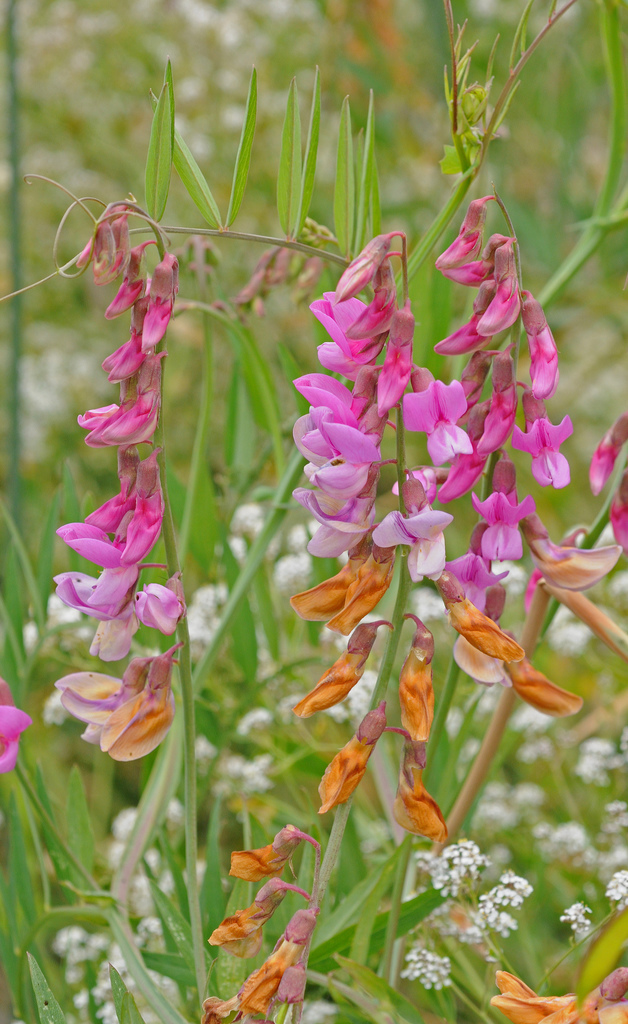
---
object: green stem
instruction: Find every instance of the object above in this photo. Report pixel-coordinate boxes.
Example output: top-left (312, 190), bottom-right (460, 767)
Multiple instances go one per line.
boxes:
top-left (7, 0), bottom-right (22, 523)
top-left (424, 656), bottom-right (460, 785)
top-left (310, 800), bottom-right (352, 911)
top-left (380, 834), bottom-right (412, 982)
top-left (155, 361), bottom-right (206, 1003)
top-left (371, 559), bottom-right (413, 709)
top-left (158, 224), bottom-right (347, 267)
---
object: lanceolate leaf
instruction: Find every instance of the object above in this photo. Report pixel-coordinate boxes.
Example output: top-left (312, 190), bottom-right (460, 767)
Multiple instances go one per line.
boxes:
top-left (66, 766), bottom-right (95, 876)
top-left (163, 59), bottom-right (175, 153)
top-left (296, 67), bottom-right (321, 236)
top-left (334, 96), bottom-right (355, 260)
top-left (145, 80), bottom-right (173, 221)
top-left (354, 89), bottom-right (375, 253)
top-left (277, 78), bottom-right (302, 237)
top-left (28, 953), bottom-right (67, 1024)
top-left (173, 128), bottom-right (222, 228)
top-left (225, 67), bottom-right (257, 227)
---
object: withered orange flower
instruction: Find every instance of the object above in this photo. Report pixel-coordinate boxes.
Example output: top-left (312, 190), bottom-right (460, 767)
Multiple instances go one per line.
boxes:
top-left (489, 970), bottom-right (628, 1024)
top-left (436, 571), bottom-right (524, 662)
top-left (238, 909), bottom-right (317, 1016)
top-left (290, 535), bottom-right (371, 621)
top-left (318, 702), bottom-right (386, 814)
top-left (208, 878), bottom-right (307, 959)
top-left (521, 512), bottom-right (621, 591)
top-left (505, 657), bottom-right (583, 717)
top-left (399, 615), bottom-right (435, 742)
top-left (229, 824), bottom-right (303, 882)
top-left (393, 740), bottom-right (447, 841)
top-left (326, 543), bottom-right (395, 635)
top-left (201, 995), bottom-right (240, 1024)
top-left (293, 620), bottom-right (391, 718)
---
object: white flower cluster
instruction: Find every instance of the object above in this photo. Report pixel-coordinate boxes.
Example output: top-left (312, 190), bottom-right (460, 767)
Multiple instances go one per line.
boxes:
top-left (236, 707), bottom-right (273, 736)
top-left (273, 552), bottom-right (312, 594)
top-left (213, 753), bottom-right (274, 796)
top-left (230, 503), bottom-right (265, 539)
top-left (601, 801), bottom-right (628, 835)
top-left (401, 947), bottom-right (452, 989)
top-left (477, 872), bottom-right (533, 938)
top-left (473, 782), bottom-right (543, 834)
top-left (425, 839), bottom-right (491, 897)
top-left (186, 584), bottom-right (228, 658)
top-left (194, 735), bottom-right (218, 772)
top-left (575, 737), bottom-right (624, 786)
top-left (533, 821), bottom-right (594, 866)
top-left (606, 869), bottom-right (628, 910)
top-left (43, 689), bottom-right (68, 726)
top-left (560, 902), bottom-right (592, 939)
top-left (546, 606), bottom-right (591, 655)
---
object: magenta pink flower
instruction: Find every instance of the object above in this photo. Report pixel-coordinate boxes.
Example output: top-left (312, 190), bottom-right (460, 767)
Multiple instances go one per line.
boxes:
top-left (293, 488), bottom-right (376, 557)
top-left (343, 262), bottom-right (396, 340)
top-left (377, 301), bottom-right (414, 415)
top-left (79, 207), bottom-right (131, 286)
top-left (102, 330), bottom-right (146, 384)
top-left (476, 239), bottom-right (520, 337)
top-left (590, 412), bottom-right (628, 495)
top-left (54, 565), bottom-right (139, 621)
top-left (105, 242), bottom-right (153, 319)
top-left (85, 446), bottom-right (139, 532)
top-left (445, 552), bottom-right (508, 612)
top-left (0, 680), bottom-right (31, 773)
top-left (611, 470), bottom-right (628, 554)
top-left (403, 379), bottom-right (473, 465)
top-left (57, 523), bottom-right (125, 568)
top-left (476, 348), bottom-right (517, 456)
top-left (512, 414), bottom-right (573, 489)
top-left (437, 402), bottom-right (488, 503)
top-left (311, 293), bottom-right (385, 374)
top-left (79, 354), bottom-right (163, 448)
top-left (434, 313), bottom-right (491, 356)
top-left (117, 450), bottom-right (164, 565)
top-left (471, 491), bottom-right (536, 561)
top-left (372, 506), bottom-right (453, 582)
top-left (521, 291), bottom-right (559, 399)
top-left (334, 232), bottom-right (398, 302)
top-left (142, 253), bottom-right (179, 351)
top-left (293, 373), bottom-right (357, 426)
top-left (135, 583), bottom-right (184, 633)
top-left (435, 196), bottom-right (493, 270)
top-left (438, 259), bottom-right (494, 288)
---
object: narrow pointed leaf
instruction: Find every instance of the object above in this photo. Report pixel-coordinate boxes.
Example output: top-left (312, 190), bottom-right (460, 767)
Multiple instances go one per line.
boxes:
top-left (173, 129), bottom-right (222, 228)
top-left (334, 97), bottom-right (355, 260)
top-left (225, 67), bottom-right (257, 227)
top-left (108, 910), bottom-right (190, 1024)
top-left (67, 766), bottom-right (95, 875)
top-left (509, 0), bottom-right (536, 67)
top-left (148, 880), bottom-right (199, 974)
top-left (370, 155), bottom-right (381, 238)
top-left (201, 797), bottom-right (226, 935)
top-left (145, 81), bottom-right (173, 221)
top-left (109, 965), bottom-right (127, 1022)
top-left (354, 90), bottom-right (375, 253)
top-left (296, 67), bottom-right (321, 235)
top-left (277, 78), bottom-right (302, 237)
top-left (141, 952), bottom-right (196, 988)
top-left (163, 59), bottom-right (175, 153)
top-left (28, 953), bottom-right (67, 1024)
top-left (9, 791), bottom-right (37, 921)
top-left (121, 992), bottom-right (147, 1024)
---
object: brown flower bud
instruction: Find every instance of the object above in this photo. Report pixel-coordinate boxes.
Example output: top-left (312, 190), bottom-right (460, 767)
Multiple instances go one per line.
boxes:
top-left (229, 823), bottom-right (302, 881)
top-left (293, 621), bottom-right (391, 718)
top-left (326, 543), bottom-right (396, 635)
top-left (290, 536), bottom-right (371, 621)
top-left (505, 657), bottom-right (583, 717)
top-left (393, 742), bottom-right (447, 841)
top-left (399, 616), bottom-right (435, 742)
top-left (436, 571), bottom-right (524, 662)
top-left (318, 703), bottom-right (386, 813)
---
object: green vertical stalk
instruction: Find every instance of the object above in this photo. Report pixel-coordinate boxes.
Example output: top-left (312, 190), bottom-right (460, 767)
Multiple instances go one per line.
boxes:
top-left (424, 656), bottom-right (460, 786)
top-left (155, 361), bottom-right (206, 1004)
top-left (7, 0), bottom-right (22, 522)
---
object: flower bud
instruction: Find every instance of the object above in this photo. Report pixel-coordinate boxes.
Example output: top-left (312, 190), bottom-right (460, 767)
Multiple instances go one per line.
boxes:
top-left (435, 197), bottom-right (492, 270)
top-left (611, 469), bottom-right (628, 554)
top-left (521, 291), bottom-right (559, 400)
top-left (393, 742), bottom-right (447, 841)
top-left (601, 969), bottom-right (628, 1003)
top-left (334, 233), bottom-right (397, 302)
top-left (276, 963), bottom-right (307, 1005)
top-left (293, 620), bottom-right (391, 717)
top-left (505, 657), bottom-right (583, 717)
top-left (318, 703), bottom-right (386, 813)
top-left (238, 910), bottom-right (317, 1016)
top-left (229, 823), bottom-right (303, 881)
top-left (399, 616), bottom-right (435, 742)
top-left (590, 412), bottom-right (628, 496)
top-left (436, 571), bottom-right (525, 662)
top-left (325, 543), bottom-right (396, 635)
top-left (290, 535), bottom-right (371, 621)
top-left (91, 208), bottom-right (131, 286)
top-left (520, 513), bottom-right (621, 590)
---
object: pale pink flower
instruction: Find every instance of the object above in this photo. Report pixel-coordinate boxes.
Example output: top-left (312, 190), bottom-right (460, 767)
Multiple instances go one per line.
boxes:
top-left (403, 380), bottom-right (472, 465)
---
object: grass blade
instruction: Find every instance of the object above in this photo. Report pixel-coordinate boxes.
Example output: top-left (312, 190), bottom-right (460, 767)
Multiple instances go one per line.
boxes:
top-left (225, 67), bottom-right (257, 227)
top-left (36, 489), bottom-right (59, 617)
top-left (334, 96), bottom-right (354, 260)
top-left (354, 89), bottom-right (375, 254)
top-left (277, 78), bottom-right (302, 238)
top-left (0, 498), bottom-right (45, 629)
top-left (145, 79), bottom-right (173, 222)
top-left (296, 67), bottom-right (321, 236)
top-left (66, 766), bottom-right (95, 876)
top-left (173, 128), bottom-right (222, 229)
top-left (28, 953), bottom-right (67, 1024)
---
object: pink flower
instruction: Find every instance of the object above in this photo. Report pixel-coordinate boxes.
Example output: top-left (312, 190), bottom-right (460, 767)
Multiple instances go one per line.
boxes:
top-left (0, 680), bottom-right (31, 773)
top-left (611, 469), bottom-right (628, 554)
top-left (512, 414), bottom-right (573, 489)
top-left (460, 351), bottom-right (493, 414)
top-left (311, 293), bottom-right (385, 372)
top-left (117, 449), bottom-right (164, 565)
top-left (403, 379), bottom-right (473, 465)
top-left (471, 491), bottom-right (536, 561)
top-left (521, 512), bottom-right (621, 590)
top-left (57, 523), bottom-right (125, 568)
top-left (80, 207), bottom-right (131, 286)
top-left (445, 552), bottom-right (508, 612)
top-left (54, 565), bottom-right (139, 621)
top-left (438, 260), bottom-right (493, 287)
top-left (377, 301), bottom-right (414, 415)
top-left (78, 354), bottom-right (163, 448)
top-left (435, 197), bottom-right (493, 270)
top-left (334, 232), bottom-right (398, 301)
top-left (142, 253), bottom-right (179, 351)
top-left (434, 313), bottom-right (491, 356)
top-left (90, 612), bottom-right (139, 662)
top-left (85, 446), bottom-right (139, 532)
top-left (590, 412), bottom-right (628, 496)
top-left (101, 330), bottom-right (146, 384)
top-left (135, 583), bottom-right (184, 633)
top-left (476, 239), bottom-right (520, 337)
top-left (343, 262), bottom-right (396, 340)
top-left (476, 348), bottom-right (517, 456)
top-left (105, 242), bottom-right (153, 319)
top-left (392, 468), bottom-right (439, 504)
top-left (437, 402), bottom-right (488, 503)
top-left (521, 291), bottom-right (559, 399)
top-left (372, 506), bottom-right (453, 582)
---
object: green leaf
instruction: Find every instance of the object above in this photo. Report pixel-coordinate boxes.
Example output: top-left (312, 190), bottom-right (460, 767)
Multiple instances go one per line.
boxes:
top-left (141, 952), bottom-right (196, 988)
top-left (222, 524), bottom-right (258, 681)
top-left (121, 992), bottom-right (147, 1024)
top-left (254, 566), bottom-right (279, 660)
top-left (201, 798), bottom-right (226, 935)
top-left (37, 489), bottom-right (60, 616)
top-left (66, 766), bottom-right (95, 876)
top-left (225, 67), bottom-right (257, 227)
top-left (354, 90), bottom-right (375, 254)
top-left (576, 907), bottom-right (628, 1004)
top-left (440, 144), bottom-right (462, 175)
top-left (173, 128), bottom-right (222, 228)
top-left (334, 956), bottom-right (425, 1024)
top-left (148, 880), bottom-right (197, 974)
top-left (108, 910), bottom-right (190, 1024)
top-left (145, 80), bottom-right (173, 221)
top-left (215, 878), bottom-right (249, 999)
top-left (109, 964), bottom-right (127, 1022)
top-left (163, 59), bottom-right (175, 154)
top-left (28, 953), bottom-right (67, 1024)
top-left (313, 847), bottom-right (401, 949)
top-left (296, 67), bottom-right (321, 236)
top-left (334, 96), bottom-right (355, 259)
top-left (277, 77), bottom-right (302, 238)
top-left (9, 791), bottom-right (37, 922)
top-left (0, 499), bottom-right (45, 629)
top-left (509, 0), bottom-right (536, 67)
top-left (370, 155), bottom-right (381, 238)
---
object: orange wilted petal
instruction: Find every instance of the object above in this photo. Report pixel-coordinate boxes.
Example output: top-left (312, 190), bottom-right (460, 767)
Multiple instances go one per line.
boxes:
top-left (293, 620), bottom-right (390, 718)
top-left (521, 512), bottom-right (620, 591)
top-left (399, 616), bottom-right (435, 742)
top-left (318, 702), bottom-right (386, 813)
top-left (437, 572), bottom-right (524, 661)
top-left (201, 996), bottom-right (240, 1024)
top-left (290, 535), bottom-right (371, 621)
top-left (540, 581), bottom-right (628, 666)
top-left (326, 544), bottom-right (395, 635)
top-left (495, 973), bottom-right (539, 999)
top-left (490, 994), bottom-right (578, 1024)
top-left (505, 658), bottom-right (583, 717)
top-left (238, 910), bottom-right (317, 1016)
top-left (229, 824), bottom-right (303, 881)
top-left (393, 741), bottom-right (447, 841)
top-left (99, 684), bottom-right (175, 761)
top-left (453, 635), bottom-right (507, 685)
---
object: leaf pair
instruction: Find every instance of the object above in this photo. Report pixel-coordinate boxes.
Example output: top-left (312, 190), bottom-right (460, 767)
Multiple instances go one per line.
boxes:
top-left (277, 70), bottom-right (320, 239)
